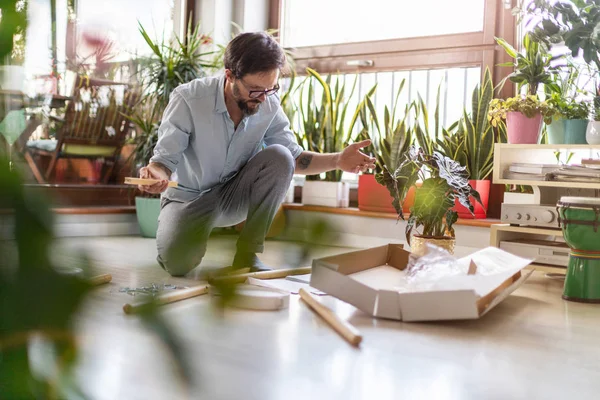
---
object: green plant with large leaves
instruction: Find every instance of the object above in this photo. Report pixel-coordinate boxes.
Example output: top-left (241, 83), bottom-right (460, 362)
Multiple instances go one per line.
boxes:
top-left (518, 0), bottom-right (600, 73)
top-left (382, 146), bottom-right (482, 243)
top-left (297, 68), bottom-right (375, 181)
top-left (496, 33), bottom-right (558, 96)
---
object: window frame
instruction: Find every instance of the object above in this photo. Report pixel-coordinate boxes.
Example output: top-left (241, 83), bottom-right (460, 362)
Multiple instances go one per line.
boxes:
top-left (270, 0), bottom-right (517, 99)
top-left (271, 0), bottom-right (519, 217)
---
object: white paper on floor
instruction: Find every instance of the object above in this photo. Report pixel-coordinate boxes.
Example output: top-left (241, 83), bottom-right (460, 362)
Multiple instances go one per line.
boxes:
top-left (247, 277), bottom-right (325, 295)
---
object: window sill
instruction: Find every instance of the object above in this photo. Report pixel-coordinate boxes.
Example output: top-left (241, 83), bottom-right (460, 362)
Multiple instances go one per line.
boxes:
top-left (281, 203), bottom-right (500, 228)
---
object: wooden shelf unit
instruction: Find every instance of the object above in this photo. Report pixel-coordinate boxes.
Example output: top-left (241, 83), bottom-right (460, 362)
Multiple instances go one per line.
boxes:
top-left (489, 144), bottom-right (600, 276)
top-left (490, 224), bottom-right (567, 275)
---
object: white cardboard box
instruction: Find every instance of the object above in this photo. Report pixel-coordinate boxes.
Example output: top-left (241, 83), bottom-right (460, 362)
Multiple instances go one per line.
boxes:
top-left (302, 181), bottom-right (350, 208)
top-left (310, 244), bottom-right (534, 322)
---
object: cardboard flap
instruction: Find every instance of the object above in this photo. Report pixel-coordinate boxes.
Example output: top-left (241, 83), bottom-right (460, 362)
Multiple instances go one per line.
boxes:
top-left (310, 262), bottom-right (378, 315)
top-left (386, 244), bottom-right (410, 271)
top-left (398, 290), bottom-right (480, 322)
top-left (375, 290), bottom-right (402, 320)
top-left (480, 269), bottom-right (534, 316)
top-left (316, 245), bottom-right (389, 275)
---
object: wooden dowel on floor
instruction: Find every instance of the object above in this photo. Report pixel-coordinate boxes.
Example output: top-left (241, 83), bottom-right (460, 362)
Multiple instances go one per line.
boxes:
top-left (209, 266), bottom-right (312, 285)
top-left (88, 274), bottom-right (112, 286)
top-left (299, 288), bottom-right (363, 347)
top-left (123, 285), bottom-right (210, 314)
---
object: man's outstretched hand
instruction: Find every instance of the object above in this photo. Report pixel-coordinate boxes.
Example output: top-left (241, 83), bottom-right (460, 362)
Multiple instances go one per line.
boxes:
top-left (138, 163), bottom-right (171, 194)
top-left (336, 139), bottom-right (376, 174)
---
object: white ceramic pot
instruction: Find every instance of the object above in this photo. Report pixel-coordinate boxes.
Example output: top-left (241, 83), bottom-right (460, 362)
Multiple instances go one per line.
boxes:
top-left (586, 121), bottom-right (600, 145)
top-left (301, 181), bottom-right (349, 208)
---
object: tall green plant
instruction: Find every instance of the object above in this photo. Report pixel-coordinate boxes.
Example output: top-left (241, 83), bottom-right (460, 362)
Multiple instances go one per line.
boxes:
top-left (496, 33), bottom-right (557, 96)
top-left (298, 68), bottom-right (375, 181)
top-left (360, 78), bottom-right (413, 175)
top-left (137, 18), bottom-right (220, 117)
top-left (413, 84), bottom-right (444, 155)
top-left (457, 68), bottom-right (495, 180)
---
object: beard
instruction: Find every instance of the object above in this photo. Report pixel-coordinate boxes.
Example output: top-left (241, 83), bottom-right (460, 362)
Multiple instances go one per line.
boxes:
top-left (233, 82), bottom-right (261, 116)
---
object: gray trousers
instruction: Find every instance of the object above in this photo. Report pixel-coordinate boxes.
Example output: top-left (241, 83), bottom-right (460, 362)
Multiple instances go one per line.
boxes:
top-left (156, 144), bottom-right (295, 276)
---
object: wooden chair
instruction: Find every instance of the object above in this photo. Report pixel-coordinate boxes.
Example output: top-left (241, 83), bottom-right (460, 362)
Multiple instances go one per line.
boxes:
top-left (24, 75), bottom-right (139, 183)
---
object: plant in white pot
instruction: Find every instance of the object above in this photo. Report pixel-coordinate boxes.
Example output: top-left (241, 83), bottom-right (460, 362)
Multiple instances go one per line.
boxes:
top-left (494, 34), bottom-right (557, 143)
top-left (298, 68), bottom-right (374, 207)
top-left (127, 21), bottom-right (220, 237)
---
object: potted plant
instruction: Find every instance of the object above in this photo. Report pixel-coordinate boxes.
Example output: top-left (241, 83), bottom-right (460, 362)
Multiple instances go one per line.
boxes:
top-left (127, 20), bottom-right (219, 237)
top-left (444, 68), bottom-right (497, 219)
top-left (488, 94), bottom-right (554, 144)
top-left (298, 68), bottom-right (374, 207)
top-left (357, 78), bottom-right (417, 213)
top-left (378, 145), bottom-right (481, 256)
top-left (544, 62), bottom-right (592, 144)
top-left (517, 0), bottom-right (600, 144)
top-left (495, 33), bottom-right (558, 143)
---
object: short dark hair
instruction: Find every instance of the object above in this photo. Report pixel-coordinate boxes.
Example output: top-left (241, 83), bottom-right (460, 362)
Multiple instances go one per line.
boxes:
top-left (224, 32), bottom-right (286, 78)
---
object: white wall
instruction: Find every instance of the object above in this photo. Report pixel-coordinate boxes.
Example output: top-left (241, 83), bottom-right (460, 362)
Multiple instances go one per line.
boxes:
top-left (281, 210), bottom-right (492, 258)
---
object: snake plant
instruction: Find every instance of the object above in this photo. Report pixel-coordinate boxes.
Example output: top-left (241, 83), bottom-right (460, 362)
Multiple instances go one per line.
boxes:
top-left (298, 68), bottom-right (375, 181)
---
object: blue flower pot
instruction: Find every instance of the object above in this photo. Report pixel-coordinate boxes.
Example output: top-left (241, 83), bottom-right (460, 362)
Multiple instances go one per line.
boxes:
top-left (546, 118), bottom-right (566, 144)
top-left (564, 119), bottom-right (589, 144)
top-left (135, 196), bottom-right (161, 238)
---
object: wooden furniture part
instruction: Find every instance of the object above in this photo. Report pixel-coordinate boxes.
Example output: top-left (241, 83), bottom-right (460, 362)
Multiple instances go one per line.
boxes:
top-left (24, 75), bottom-right (139, 184)
top-left (490, 144), bottom-right (600, 275)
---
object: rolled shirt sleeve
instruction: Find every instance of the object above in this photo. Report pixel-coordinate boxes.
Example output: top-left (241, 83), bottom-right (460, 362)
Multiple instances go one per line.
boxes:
top-left (263, 105), bottom-right (304, 159)
top-left (149, 89), bottom-right (194, 173)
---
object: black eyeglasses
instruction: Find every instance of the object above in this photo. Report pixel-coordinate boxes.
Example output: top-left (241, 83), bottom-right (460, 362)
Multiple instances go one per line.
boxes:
top-left (238, 78), bottom-right (280, 99)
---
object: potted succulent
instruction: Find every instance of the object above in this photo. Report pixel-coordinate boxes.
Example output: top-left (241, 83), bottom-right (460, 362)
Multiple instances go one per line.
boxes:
top-left (445, 68), bottom-right (498, 219)
top-left (494, 33), bottom-right (557, 143)
top-left (127, 20), bottom-right (219, 237)
top-left (298, 68), bottom-right (374, 207)
top-left (357, 79), bottom-right (416, 213)
top-left (378, 145), bottom-right (481, 256)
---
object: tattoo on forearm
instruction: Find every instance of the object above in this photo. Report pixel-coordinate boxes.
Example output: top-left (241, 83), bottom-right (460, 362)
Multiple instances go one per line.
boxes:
top-left (298, 154), bottom-right (313, 170)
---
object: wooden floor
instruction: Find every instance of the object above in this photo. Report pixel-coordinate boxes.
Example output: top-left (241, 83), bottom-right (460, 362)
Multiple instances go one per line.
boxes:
top-left (49, 236), bottom-right (600, 400)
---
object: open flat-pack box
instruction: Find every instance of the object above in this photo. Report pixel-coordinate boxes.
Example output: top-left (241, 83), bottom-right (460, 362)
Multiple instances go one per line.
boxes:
top-left (310, 244), bottom-right (534, 322)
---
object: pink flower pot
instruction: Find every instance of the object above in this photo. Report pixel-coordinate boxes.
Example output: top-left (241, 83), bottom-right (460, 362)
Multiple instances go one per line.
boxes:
top-left (506, 112), bottom-right (543, 144)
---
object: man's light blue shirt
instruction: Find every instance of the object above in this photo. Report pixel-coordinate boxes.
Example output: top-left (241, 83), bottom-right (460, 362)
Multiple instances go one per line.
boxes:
top-left (149, 75), bottom-right (303, 202)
